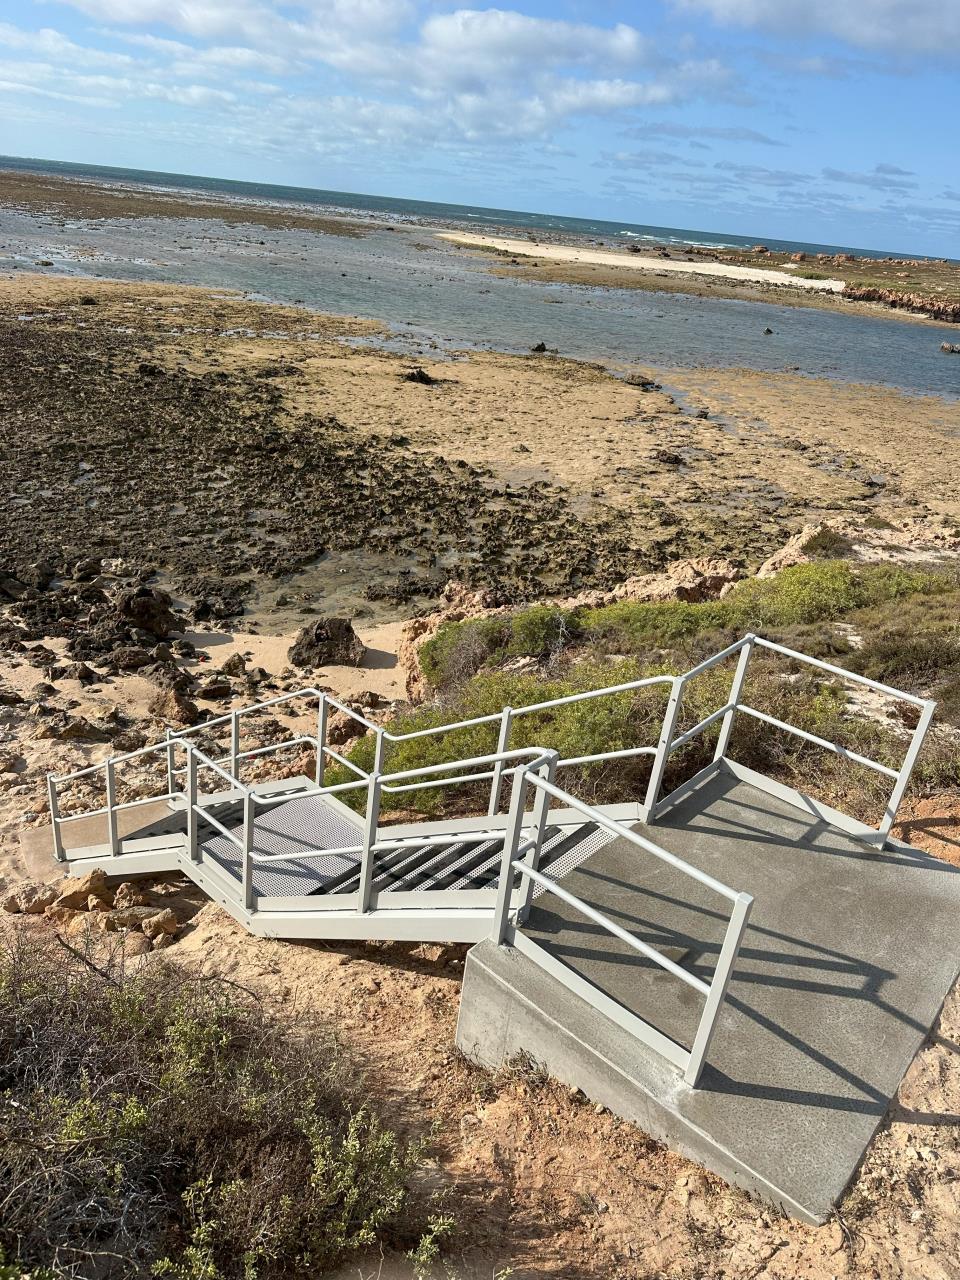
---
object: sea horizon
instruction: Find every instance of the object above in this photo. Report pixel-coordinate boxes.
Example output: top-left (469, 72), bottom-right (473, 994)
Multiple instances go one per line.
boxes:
top-left (2, 151), bottom-right (950, 265)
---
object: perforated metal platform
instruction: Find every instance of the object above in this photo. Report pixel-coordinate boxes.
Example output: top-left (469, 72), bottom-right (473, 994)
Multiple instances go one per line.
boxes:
top-left (196, 792), bottom-right (615, 900)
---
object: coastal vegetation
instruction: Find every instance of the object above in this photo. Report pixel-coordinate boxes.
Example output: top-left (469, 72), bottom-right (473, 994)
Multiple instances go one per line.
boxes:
top-left (329, 561), bottom-right (960, 820)
top-left (0, 931), bottom-right (443, 1279)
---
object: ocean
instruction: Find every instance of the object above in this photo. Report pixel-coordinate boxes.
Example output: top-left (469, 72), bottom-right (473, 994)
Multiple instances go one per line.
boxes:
top-left (0, 152), bottom-right (942, 262)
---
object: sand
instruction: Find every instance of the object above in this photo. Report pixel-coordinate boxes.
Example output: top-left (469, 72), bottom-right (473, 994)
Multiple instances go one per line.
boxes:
top-left (438, 230), bottom-right (847, 291)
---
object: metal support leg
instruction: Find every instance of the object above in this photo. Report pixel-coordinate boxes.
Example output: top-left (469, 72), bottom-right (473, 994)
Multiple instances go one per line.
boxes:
top-left (165, 732), bottom-right (176, 796)
top-left (878, 698), bottom-right (936, 848)
top-left (358, 731), bottom-right (385, 914)
top-left (47, 776), bottom-right (65, 863)
top-left (241, 792), bottom-right (255, 911)
top-left (315, 696), bottom-right (328, 787)
top-left (186, 749), bottom-right (199, 863)
top-left (491, 767), bottom-right (531, 944)
top-left (644, 676), bottom-right (685, 815)
top-left (230, 711), bottom-right (240, 785)
top-left (714, 637), bottom-right (753, 762)
top-left (517, 752), bottom-right (558, 925)
top-left (684, 891), bottom-right (753, 1087)
top-left (487, 707), bottom-right (513, 816)
top-left (105, 760), bottom-right (119, 856)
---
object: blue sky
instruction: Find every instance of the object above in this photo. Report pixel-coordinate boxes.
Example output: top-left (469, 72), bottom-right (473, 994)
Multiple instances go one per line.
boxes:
top-left (1, 0), bottom-right (958, 254)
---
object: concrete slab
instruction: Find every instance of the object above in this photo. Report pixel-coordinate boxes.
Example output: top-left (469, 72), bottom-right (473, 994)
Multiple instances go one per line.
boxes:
top-left (17, 801), bottom-right (178, 878)
top-left (457, 763), bottom-right (960, 1223)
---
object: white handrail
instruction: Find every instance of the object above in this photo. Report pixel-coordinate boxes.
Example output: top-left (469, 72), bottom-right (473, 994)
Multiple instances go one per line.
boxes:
top-left (47, 632), bottom-right (936, 861)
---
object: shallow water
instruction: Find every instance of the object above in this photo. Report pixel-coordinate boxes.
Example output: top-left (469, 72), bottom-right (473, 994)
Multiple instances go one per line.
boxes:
top-left (3, 210), bottom-right (959, 398)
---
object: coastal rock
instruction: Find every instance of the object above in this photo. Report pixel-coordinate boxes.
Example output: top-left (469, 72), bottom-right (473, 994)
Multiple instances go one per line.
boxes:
top-left (2, 880), bottom-right (59, 914)
top-left (33, 713), bottom-right (113, 743)
top-left (756, 525), bottom-right (822, 578)
top-left (141, 908), bottom-right (180, 940)
top-left (562, 558), bottom-right (740, 609)
top-left (941, 342), bottom-right (960, 354)
top-left (148, 686), bottom-right (200, 726)
top-left (115, 586), bottom-right (177, 637)
top-left (842, 285), bottom-right (960, 325)
top-left (54, 868), bottom-right (111, 911)
top-left (288, 618), bottom-right (365, 669)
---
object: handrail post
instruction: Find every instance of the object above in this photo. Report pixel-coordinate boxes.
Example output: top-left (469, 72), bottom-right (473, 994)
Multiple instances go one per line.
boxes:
top-left (492, 766), bottom-right (531, 944)
top-left (165, 731), bottom-right (176, 796)
top-left (186, 748), bottom-right (199, 863)
top-left (714, 637), bottom-right (753, 763)
top-left (358, 730), bottom-right (385, 913)
top-left (517, 752), bottom-right (558, 925)
top-left (230, 709), bottom-right (240, 785)
top-left (877, 698), bottom-right (936, 848)
top-left (105, 760), bottom-right (120, 856)
top-left (241, 791), bottom-right (255, 911)
top-left (316, 694), bottom-right (328, 787)
top-left (487, 707), bottom-right (513, 816)
top-left (644, 676), bottom-right (685, 816)
top-left (684, 891), bottom-right (753, 1087)
top-left (47, 776), bottom-right (65, 863)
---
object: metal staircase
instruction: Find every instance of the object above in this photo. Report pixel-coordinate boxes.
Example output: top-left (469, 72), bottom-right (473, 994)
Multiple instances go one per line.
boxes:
top-left (46, 633), bottom-right (935, 1087)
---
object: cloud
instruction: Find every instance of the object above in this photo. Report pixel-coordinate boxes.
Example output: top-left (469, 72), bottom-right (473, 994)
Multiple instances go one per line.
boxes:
top-left (822, 165), bottom-right (918, 192)
top-left (672, 1), bottom-right (960, 55)
top-left (30, 6), bottom-right (734, 144)
top-left (625, 119), bottom-right (783, 145)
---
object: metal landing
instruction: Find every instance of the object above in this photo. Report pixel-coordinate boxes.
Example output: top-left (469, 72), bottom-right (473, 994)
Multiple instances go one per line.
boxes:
top-left (458, 761), bottom-right (960, 1222)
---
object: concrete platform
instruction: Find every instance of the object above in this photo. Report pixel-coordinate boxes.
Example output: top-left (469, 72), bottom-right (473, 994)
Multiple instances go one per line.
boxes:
top-left (456, 763), bottom-right (960, 1223)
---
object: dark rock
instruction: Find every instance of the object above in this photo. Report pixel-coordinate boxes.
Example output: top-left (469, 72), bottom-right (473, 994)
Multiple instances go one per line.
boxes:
top-left (289, 618), bottom-right (365, 669)
top-left (220, 652), bottom-right (247, 677)
top-left (530, 342), bottom-right (548, 353)
top-left (402, 366), bottom-right (438, 385)
top-left (115, 586), bottom-right (177, 637)
top-left (110, 645), bottom-right (153, 672)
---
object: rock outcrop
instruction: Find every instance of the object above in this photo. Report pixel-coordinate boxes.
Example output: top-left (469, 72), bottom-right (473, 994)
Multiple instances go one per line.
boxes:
top-left (288, 618), bottom-right (366, 669)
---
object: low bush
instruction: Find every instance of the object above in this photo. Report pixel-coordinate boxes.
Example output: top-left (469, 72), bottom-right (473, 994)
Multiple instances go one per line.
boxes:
top-left (0, 935), bottom-right (441, 1279)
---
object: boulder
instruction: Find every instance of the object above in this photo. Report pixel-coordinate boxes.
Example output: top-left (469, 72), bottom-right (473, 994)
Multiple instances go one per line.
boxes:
top-left (110, 645), bottom-right (153, 671)
top-left (115, 586), bottom-right (177, 638)
top-left (105, 905), bottom-right (165, 932)
top-left (1, 880), bottom-right (59, 914)
top-left (141, 908), bottom-right (179, 941)
top-left (148, 687), bottom-right (200, 727)
top-left (220, 652), bottom-right (247, 677)
top-left (33, 714), bottom-right (113, 743)
top-left (112, 881), bottom-right (151, 910)
top-left (54, 867), bottom-right (112, 910)
top-left (288, 618), bottom-right (365, 669)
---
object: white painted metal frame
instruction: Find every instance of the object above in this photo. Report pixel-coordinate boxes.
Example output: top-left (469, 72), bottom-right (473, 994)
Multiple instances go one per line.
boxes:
top-left (650, 633), bottom-right (937, 849)
top-left (490, 765), bottom-right (753, 1087)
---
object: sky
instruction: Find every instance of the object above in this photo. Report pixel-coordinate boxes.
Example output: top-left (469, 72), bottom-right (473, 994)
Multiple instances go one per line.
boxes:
top-left (0, 0), bottom-right (958, 255)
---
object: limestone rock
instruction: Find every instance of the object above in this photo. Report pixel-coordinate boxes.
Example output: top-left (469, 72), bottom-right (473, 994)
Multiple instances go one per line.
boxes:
top-left (54, 868), bottom-right (112, 910)
top-left (148, 686), bottom-right (200, 726)
top-left (2, 880), bottom-right (59, 914)
top-left (113, 881), bottom-right (150, 910)
top-left (288, 618), bottom-right (365, 669)
top-left (141, 908), bottom-right (179, 941)
top-left (756, 525), bottom-right (821, 578)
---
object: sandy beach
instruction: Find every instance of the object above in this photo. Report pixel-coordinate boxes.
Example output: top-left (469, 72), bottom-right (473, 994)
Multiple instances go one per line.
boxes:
top-left (438, 229), bottom-right (847, 291)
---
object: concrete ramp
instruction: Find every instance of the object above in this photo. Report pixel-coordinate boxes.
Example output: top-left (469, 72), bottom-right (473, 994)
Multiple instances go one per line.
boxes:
top-left (456, 764), bottom-right (960, 1223)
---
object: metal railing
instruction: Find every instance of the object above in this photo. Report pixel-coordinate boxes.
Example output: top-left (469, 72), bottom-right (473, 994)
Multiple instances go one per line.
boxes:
top-left (489, 755), bottom-right (753, 1088)
top-left (47, 632), bottom-right (936, 867)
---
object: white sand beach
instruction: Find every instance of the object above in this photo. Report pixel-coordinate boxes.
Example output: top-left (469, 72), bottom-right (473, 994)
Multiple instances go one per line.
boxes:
top-left (438, 230), bottom-right (847, 292)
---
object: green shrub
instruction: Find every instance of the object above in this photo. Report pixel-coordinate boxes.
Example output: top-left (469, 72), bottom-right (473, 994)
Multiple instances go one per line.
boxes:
top-left (0, 936), bottom-right (437, 1279)
top-left (419, 607), bottom-right (580, 691)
